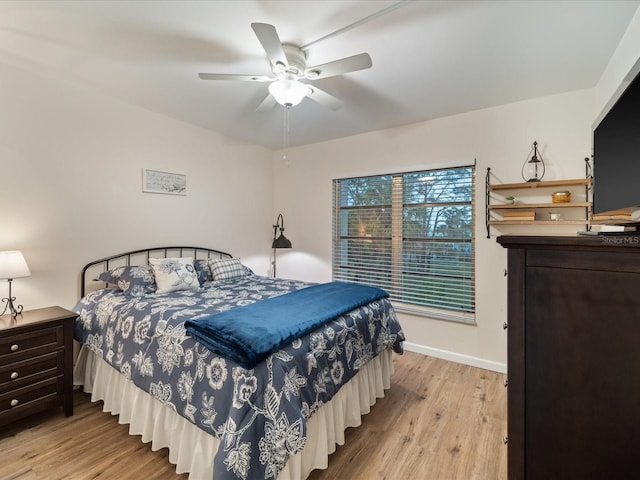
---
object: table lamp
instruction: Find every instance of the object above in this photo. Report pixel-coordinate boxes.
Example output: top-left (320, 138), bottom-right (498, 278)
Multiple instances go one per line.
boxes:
top-left (0, 250), bottom-right (31, 317)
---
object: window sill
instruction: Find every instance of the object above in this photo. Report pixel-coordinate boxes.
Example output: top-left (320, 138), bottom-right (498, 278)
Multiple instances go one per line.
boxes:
top-left (392, 302), bottom-right (476, 325)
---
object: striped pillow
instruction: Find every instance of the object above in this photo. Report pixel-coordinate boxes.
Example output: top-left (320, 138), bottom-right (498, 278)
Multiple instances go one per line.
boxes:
top-left (208, 258), bottom-right (247, 282)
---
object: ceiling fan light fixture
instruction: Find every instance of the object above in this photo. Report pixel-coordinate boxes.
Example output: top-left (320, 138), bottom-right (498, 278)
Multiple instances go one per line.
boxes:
top-left (268, 79), bottom-right (309, 107)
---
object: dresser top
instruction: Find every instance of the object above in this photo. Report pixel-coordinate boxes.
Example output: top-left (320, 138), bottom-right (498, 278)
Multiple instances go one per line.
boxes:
top-left (497, 234), bottom-right (640, 250)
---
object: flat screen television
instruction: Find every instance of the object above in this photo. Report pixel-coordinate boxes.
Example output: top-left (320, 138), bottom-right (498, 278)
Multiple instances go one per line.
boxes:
top-left (592, 59), bottom-right (640, 217)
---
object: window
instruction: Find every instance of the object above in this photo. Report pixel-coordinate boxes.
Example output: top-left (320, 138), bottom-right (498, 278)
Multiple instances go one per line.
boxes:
top-left (332, 165), bottom-right (475, 323)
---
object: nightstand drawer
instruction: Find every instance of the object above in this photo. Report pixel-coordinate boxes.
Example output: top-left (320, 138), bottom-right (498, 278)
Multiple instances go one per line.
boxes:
top-left (0, 376), bottom-right (61, 418)
top-left (0, 325), bottom-right (63, 364)
top-left (0, 351), bottom-right (62, 393)
top-left (0, 307), bottom-right (75, 427)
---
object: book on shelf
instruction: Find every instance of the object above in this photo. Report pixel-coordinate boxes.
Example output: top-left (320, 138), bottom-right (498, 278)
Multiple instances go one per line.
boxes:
top-left (591, 208), bottom-right (640, 222)
top-left (499, 216), bottom-right (536, 221)
top-left (592, 214), bottom-right (634, 221)
top-left (501, 210), bottom-right (535, 221)
top-left (503, 210), bottom-right (536, 217)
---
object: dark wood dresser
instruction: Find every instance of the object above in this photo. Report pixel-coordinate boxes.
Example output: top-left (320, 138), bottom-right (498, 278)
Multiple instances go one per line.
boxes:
top-left (0, 306), bottom-right (76, 427)
top-left (498, 235), bottom-right (640, 480)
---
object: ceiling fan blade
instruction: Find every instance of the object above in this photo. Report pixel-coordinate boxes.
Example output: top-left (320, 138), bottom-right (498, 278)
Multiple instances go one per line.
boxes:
top-left (256, 94), bottom-right (277, 112)
top-left (305, 53), bottom-right (372, 80)
top-left (251, 23), bottom-right (289, 71)
top-left (307, 86), bottom-right (343, 110)
top-left (198, 73), bottom-right (272, 82)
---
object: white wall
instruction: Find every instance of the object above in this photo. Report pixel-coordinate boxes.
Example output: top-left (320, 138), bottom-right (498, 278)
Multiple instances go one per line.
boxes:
top-left (594, 7), bottom-right (640, 123)
top-left (0, 63), bottom-right (274, 312)
top-left (272, 89), bottom-right (596, 372)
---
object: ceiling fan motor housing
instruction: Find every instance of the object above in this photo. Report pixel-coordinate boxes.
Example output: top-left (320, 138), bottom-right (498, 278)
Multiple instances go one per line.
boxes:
top-left (281, 44), bottom-right (307, 77)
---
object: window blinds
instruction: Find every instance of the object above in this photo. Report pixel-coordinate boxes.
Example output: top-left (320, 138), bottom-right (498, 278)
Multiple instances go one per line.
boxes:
top-left (333, 166), bottom-right (475, 322)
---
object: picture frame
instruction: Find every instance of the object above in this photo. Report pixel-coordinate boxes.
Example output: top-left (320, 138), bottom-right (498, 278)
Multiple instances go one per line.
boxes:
top-left (142, 168), bottom-right (187, 195)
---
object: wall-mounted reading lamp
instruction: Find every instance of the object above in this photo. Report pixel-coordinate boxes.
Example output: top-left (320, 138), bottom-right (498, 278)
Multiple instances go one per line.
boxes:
top-left (271, 213), bottom-right (292, 277)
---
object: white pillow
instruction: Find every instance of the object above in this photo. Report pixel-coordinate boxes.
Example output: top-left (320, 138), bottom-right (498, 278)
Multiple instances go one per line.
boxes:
top-left (208, 258), bottom-right (247, 282)
top-left (149, 257), bottom-right (200, 294)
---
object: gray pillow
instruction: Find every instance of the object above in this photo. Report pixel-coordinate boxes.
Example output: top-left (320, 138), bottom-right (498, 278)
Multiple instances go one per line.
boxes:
top-left (194, 259), bottom-right (213, 285)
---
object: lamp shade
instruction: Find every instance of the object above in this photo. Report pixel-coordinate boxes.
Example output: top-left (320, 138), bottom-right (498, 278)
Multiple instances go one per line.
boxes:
top-left (268, 79), bottom-right (309, 107)
top-left (272, 233), bottom-right (292, 249)
top-left (271, 213), bottom-right (292, 249)
top-left (0, 251), bottom-right (31, 279)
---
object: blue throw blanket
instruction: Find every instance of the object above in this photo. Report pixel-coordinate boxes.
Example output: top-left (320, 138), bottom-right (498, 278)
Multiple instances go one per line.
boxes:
top-left (185, 281), bottom-right (389, 369)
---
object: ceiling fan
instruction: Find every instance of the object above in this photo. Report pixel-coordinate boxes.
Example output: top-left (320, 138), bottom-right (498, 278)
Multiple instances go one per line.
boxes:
top-left (198, 23), bottom-right (372, 110)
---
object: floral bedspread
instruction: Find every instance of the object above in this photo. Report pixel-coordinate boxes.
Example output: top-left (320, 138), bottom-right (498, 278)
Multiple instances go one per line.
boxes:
top-left (73, 275), bottom-right (405, 480)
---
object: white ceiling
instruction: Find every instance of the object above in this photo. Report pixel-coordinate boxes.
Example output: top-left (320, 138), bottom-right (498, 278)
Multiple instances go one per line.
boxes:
top-left (1, 0), bottom-right (638, 149)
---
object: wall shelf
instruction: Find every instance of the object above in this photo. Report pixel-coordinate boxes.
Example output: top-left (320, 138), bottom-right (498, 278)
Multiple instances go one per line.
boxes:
top-left (485, 160), bottom-right (592, 238)
top-left (488, 178), bottom-right (591, 191)
top-left (489, 202), bottom-right (592, 210)
top-left (488, 220), bottom-right (590, 226)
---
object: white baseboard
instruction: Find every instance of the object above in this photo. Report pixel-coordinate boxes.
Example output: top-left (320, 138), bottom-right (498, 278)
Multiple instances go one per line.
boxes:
top-left (403, 341), bottom-right (507, 374)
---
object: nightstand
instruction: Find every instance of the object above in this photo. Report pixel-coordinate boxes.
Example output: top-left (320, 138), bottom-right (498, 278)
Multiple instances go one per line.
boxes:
top-left (0, 306), bottom-right (76, 427)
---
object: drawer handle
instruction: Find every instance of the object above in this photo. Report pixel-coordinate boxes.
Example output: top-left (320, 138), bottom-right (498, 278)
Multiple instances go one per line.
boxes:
top-left (10, 344), bottom-right (19, 352)
top-left (10, 371), bottom-right (19, 380)
top-left (10, 399), bottom-right (19, 407)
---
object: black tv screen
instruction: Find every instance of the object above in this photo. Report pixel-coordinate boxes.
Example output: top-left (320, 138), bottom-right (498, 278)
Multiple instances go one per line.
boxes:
top-left (593, 67), bottom-right (640, 215)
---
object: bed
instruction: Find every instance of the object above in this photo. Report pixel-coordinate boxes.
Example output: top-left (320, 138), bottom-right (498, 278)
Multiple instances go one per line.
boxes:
top-left (72, 246), bottom-right (405, 480)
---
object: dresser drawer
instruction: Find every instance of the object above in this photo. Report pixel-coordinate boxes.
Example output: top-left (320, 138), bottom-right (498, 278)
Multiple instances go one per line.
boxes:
top-left (0, 325), bottom-right (64, 364)
top-left (0, 351), bottom-right (62, 394)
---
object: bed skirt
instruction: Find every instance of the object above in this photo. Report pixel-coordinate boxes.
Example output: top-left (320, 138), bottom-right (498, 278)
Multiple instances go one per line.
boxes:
top-left (73, 346), bottom-right (394, 480)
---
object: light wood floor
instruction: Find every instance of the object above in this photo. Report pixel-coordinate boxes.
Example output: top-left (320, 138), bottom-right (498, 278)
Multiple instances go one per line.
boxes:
top-left (0, 351), bottom-right (507, 480)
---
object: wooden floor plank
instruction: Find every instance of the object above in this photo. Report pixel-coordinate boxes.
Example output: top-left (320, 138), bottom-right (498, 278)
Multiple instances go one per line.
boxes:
top-left (307, 352), bottom-right (507, 480)
top-left (0, 351), bottom-right (506, 479)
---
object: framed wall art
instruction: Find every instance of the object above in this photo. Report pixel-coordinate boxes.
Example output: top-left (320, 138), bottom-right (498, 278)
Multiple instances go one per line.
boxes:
top-left (142, 168), bottom-right (187, 195)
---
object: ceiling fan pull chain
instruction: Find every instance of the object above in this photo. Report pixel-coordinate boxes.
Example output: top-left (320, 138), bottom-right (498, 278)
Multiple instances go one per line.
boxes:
top-left (283, 107), bottom-right (291, 166)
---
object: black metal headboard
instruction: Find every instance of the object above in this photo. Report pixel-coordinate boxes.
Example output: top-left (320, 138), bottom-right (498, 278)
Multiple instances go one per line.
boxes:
top-left (81, 246), bottom-right (232, 297)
